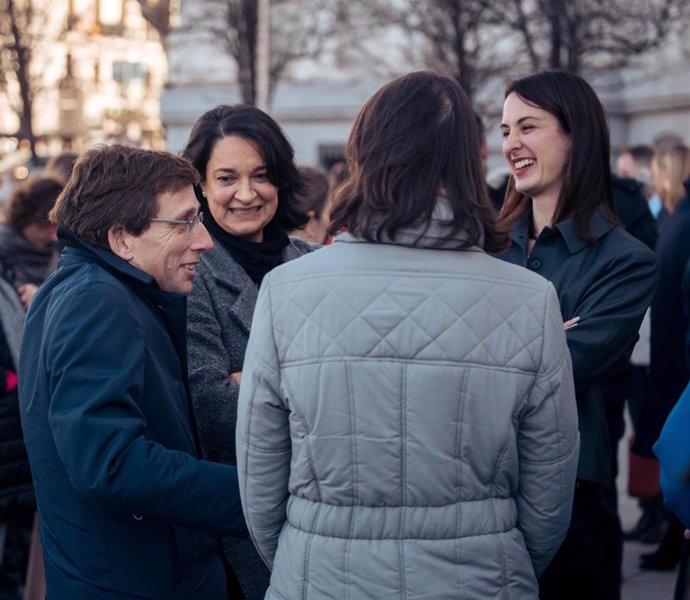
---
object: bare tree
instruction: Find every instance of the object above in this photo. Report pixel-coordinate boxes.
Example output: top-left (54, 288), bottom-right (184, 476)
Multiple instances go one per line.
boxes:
top-left (361, 0), bottom-right (687, 105)
top-left (190, 0), bottom-right (344, 106)
top-left (0, 0), bottom-right (53, 162)
top-left (135, 0), bottom-right (172, 52)
top-left (502, 0), bottom-right (688, 73)
top-left (364, 0), bottom-right (525, 101)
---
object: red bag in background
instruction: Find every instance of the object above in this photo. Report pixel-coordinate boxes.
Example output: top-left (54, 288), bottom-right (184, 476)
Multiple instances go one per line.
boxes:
top-left (628, 437), bottom-right (661, 499)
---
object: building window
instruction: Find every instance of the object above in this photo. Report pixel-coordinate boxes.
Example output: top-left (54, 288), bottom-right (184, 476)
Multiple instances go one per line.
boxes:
top-left (112, 61), bottom-right (148, 84)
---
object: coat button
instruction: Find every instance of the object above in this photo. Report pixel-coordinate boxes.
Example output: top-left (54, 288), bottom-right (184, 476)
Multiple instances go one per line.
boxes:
top-left (530, 259), bottom-right (542, 270)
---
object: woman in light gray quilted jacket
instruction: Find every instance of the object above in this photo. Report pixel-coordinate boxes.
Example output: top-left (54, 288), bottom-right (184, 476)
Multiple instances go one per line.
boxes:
top-left (236, 72), bottom-right (580, 600)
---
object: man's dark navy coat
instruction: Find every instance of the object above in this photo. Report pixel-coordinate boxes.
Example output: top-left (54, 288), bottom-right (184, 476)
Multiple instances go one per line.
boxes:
top-left (19, 228), bottom-right (246, 600)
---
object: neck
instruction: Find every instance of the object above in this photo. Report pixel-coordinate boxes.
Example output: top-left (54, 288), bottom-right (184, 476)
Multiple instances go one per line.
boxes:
top-left (530, 194), bottom-right (558, 237)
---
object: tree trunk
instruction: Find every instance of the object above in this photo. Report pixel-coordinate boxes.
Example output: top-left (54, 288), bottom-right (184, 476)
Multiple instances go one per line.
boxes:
top-left (7, 0), bottom-right (38, 163)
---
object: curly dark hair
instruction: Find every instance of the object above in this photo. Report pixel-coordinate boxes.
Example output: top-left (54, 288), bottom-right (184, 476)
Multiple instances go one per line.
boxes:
top-left (5, 176), bottom-right (64, 232)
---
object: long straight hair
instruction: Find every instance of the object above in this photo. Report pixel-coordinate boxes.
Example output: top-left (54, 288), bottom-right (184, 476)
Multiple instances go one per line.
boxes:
top-left (654, 143), bottom-right (690, 212)
top-left (499, 70), bottom-right (616, 241)
top-left (329, 71), bottom-right (508, 253)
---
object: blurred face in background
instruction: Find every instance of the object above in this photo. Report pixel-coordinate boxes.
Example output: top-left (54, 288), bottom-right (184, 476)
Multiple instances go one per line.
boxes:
top-left (22, 221), bottom-right (58, 250)
top-left (303, 195), bottom-right (332, 244)
top-left (616, 152), bottom-right (637, 179)
top-left (201, 136), bottom-right (279, 243)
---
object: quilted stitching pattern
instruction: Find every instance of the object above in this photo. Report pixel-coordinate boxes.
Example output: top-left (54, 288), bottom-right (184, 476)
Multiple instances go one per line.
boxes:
top-left (237, 240), bottom-right (579, 600)
top-left (273, 273), bottom-right (545, 369)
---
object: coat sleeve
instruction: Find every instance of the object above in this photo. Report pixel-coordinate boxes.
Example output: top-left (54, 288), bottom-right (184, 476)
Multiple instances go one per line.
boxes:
top-left (236, 278), bottom-right (290, 569)
top-left (682, 260), bottom-right (690, 370)
top-left (187, 264), bottom-right (242, 464)
top-left (654, 382), bottom-right (690, 528)
top-left (516, 283), bottom-right (580, 577)
top-left (565, 243), bottom-right (658, 384)
top-left (47, 281), bottom-right (246, 537)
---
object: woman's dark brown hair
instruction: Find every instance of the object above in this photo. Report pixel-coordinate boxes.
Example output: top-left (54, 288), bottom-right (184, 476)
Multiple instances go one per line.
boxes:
top-left (328, 71), bottom-right (507, 252)
top-left (50, 144), bottom-right (199, 248)
top-left (295, 166), bottom-right (330, 218)
top-left (499, 70), bottom-right (615, 240)
top-left (182, 104), bottom-right (308, 231)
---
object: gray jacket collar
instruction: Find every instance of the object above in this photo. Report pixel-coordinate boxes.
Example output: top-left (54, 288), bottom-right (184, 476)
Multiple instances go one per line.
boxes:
top-left (335, 198), bottom-right (485, 252)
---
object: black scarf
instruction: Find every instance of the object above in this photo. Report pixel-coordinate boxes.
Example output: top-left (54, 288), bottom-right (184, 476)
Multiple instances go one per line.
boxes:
top-left (201, 200), bottom-right (290, 286)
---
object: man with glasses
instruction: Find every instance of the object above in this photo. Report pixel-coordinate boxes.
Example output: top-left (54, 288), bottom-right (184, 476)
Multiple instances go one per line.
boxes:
top-left (18, 144), bottom-right (247, 600)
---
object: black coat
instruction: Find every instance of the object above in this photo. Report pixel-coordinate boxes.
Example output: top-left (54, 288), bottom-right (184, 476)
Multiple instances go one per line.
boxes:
top-left (0, 276), bottom-right (31, 519)
top-left (635, 182), bottom-right (690, 457)
top-left (611, 175), bottom-right (658, 250)
top-left (500, 208), bottom-right (659, 487)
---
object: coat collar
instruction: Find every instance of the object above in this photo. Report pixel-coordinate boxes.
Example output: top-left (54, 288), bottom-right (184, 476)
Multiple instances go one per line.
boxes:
top-left (57, 225), bottom-right (187, 316)
top-left (334, 198), bottom-right (485, 252)
top-left (200, 236), bottom-right (311, 334)
top-left (511, 205), bottom-right (616, 255)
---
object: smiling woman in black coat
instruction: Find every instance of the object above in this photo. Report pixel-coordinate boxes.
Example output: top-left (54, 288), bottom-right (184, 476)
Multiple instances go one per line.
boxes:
top-left (498, 70), bottom-right (658, 600)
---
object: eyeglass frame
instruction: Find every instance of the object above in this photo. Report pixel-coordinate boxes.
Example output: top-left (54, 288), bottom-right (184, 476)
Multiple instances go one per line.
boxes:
top-left (149, 211), bottom-right (204, 237)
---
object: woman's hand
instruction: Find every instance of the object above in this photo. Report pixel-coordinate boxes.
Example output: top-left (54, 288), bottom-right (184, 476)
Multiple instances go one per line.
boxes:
top-left (564, 316), bottom-right (581, 330)
top-left (230, 372), bottom-right (242, 384)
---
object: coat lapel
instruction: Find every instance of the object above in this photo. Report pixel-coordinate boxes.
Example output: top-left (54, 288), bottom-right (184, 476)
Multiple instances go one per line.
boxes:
top-left (202, 237), bottom-right (313, 335)
top-left (202, 244), bottom-right (258, 335)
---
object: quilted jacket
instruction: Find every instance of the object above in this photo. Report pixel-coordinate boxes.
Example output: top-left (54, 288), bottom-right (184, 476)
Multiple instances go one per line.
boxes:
top-left (237, 224), bottom-right (580, 600)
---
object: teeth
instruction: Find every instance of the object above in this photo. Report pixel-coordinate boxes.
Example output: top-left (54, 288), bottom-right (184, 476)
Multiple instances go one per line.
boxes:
top-left (514, 159), bottom-right (535, 169)
top-left (230, 206), bottom-right (261, 214)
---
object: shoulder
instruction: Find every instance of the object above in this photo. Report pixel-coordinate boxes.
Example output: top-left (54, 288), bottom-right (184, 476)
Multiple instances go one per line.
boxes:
top-left (600, 225), bottom-right (658, 266)
top-left (286, 236), bottom-right (319, 259)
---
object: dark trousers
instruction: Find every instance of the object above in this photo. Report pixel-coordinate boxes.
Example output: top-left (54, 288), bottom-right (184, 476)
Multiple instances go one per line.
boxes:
top-left (539, 481), bottom-right (622, 600)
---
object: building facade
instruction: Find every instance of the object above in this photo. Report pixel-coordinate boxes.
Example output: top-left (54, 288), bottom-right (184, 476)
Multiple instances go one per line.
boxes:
top-left (0, 0), bottom-right (168, 162)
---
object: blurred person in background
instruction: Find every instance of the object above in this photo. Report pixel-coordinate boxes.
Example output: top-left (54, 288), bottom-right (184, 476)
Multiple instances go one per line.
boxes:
top-left (0, 177), bottom-right (61, 309)
top-left (617, 145), bottom-right (655, 199)
top-left (617, 144), bottom-right (666, 225)
top-left (290, 166), bottom-right (331, 244)
top-left (237, 71), bottom-right (579, 600)
top-left (634, 143), bottom-right (690, 571)
top-left (44, 152), bottom-right (78, 185)
top-left (615, 143), bottom-right (667, 543)
top-left (0, 251), bottom-right (33, 600)
top-left (499, 69), bottom-right (658, 600)
top-left (182, 104), bottom-right (315, 600)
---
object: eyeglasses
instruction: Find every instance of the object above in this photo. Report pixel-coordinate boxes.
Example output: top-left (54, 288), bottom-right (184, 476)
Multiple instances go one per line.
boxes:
top-left (150, 211), bottom-right (204, 237)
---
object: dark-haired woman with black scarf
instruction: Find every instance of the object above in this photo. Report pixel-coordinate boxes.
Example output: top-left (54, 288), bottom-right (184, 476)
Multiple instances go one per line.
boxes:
top-left (183, 105), bottom-right (315, 600)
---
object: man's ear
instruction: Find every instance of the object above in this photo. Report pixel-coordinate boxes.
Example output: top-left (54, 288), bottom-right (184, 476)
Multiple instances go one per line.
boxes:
top-left (108, 225), bottom-right (134, 261)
